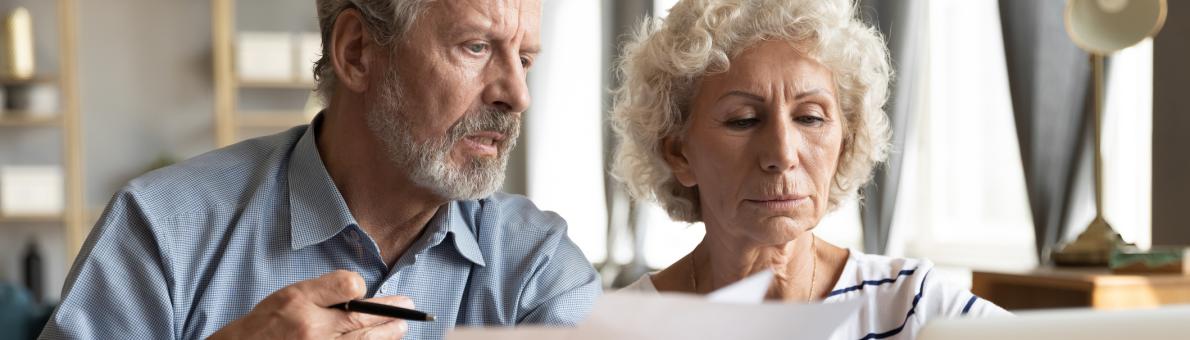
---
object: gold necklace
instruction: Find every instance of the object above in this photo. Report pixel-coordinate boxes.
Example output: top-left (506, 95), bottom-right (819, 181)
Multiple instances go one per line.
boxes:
top-left (691, 236), bottom-right (818, 302)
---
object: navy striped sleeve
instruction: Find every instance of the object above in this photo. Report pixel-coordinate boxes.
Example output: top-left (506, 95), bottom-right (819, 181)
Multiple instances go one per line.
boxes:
top-left (857, 269), bottom-right (931, 340)
top-left (828, 268), bottom-right (917, 298)
top-left (961, 295), bottom-right (978, 315)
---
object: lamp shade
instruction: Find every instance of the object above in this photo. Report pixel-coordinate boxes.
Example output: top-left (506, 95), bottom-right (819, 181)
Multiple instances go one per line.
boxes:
top-left (1065, 0), bottom-right (1167, 54)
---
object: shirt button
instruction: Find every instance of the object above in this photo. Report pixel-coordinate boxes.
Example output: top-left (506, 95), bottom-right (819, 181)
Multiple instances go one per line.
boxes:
top-left (347, 230), bottom-right (360, 242)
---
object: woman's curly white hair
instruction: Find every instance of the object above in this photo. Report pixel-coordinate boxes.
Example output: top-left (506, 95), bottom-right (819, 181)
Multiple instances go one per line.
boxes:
top-left (611, 0), bottom-right (892, 223)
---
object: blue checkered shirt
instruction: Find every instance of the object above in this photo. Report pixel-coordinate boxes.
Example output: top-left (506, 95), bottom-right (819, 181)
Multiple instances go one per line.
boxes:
top-left (39, 121), bottom-right (601, 339)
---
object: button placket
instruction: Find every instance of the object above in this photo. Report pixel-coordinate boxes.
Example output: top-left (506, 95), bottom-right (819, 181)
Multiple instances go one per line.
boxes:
top-left (377, 273), bottom-right (400, 295)
top-left (345, 228), bottom-right (364, 257)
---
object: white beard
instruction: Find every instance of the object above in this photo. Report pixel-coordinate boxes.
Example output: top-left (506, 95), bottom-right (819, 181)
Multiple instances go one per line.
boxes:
top-left (364, 66), bottom-right (520, 200)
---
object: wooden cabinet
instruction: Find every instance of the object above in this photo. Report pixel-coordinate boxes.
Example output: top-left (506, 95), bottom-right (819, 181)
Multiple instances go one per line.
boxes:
top-left (973, 267), bottom-right (1190, 310)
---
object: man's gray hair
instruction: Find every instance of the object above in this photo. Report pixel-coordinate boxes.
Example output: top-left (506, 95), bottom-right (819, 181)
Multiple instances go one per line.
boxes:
top-left (313, 0), bottom-right (433, 104)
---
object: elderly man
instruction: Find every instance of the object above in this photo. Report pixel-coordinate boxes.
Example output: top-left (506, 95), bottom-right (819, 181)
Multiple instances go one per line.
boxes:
top-left (39, 0), bottom-right (599, 339)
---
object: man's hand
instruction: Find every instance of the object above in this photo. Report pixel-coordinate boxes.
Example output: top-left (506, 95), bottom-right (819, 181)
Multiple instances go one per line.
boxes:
top-left (209, 270), bottom-right (412, 339)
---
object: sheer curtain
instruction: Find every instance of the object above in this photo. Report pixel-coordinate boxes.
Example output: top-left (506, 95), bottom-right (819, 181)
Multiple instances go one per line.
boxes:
top-left (891, 0), bottom-right (1037, 270)
top-left (525, 0), bottom-right (608, 263)
top-left (857, 0), bottom-right (927, 256)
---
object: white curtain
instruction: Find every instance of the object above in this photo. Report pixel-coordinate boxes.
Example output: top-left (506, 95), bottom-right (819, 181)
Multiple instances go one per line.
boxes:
top-left (892, 0), bottom-right (1037, 270)
top-left (526, 0), bottom-right (608, 263)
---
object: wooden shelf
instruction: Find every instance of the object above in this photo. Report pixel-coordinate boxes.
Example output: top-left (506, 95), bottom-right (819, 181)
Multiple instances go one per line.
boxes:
top-left (236, 111), bottom-right (312, 128)
top-left (238, 79), bottom-right (315, 90)
top-left (212, 0), bottom-right (320, 147)
top-left (0, 114), bottom-right (63, 127)
top-left (0, 214), bottom-right (65, 224)
top-left (0, 76), bottom-right (58, 86)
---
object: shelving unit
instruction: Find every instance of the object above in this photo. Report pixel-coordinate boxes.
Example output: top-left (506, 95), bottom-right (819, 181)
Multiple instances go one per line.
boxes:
top-left (0, 114), bottom-right (62, 127)
top-left (0, 0), bottom-right (85, 261)
top-left (0, 214), bottom-right (64, 224)
top-left (211, 0), bottom-right (317, 147)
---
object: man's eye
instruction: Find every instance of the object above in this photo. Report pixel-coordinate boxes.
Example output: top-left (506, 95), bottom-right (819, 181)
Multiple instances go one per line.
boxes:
top-left (466, 43), bottom-right (489, 54)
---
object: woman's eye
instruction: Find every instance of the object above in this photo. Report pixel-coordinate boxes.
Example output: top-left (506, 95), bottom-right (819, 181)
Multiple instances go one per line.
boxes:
top-left (795, 115), bottom-right (825, 126)
top-left (795, 105), bottom-right (827, 126)
top-left (520, 56), bottom-right (532, 68)
top-left (726, 118), bottom-right (760, 129)
top-left (465, 42), bottom-right (489, 54)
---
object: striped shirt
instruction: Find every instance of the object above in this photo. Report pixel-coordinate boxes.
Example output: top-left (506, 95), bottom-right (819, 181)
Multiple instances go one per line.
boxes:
top-left (39, 121), bottom-right (601, 339)
top-left (623, 250), bottom-right (1009, 340)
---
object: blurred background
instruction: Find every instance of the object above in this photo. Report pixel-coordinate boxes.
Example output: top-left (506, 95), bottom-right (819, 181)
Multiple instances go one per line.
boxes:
top-left (0, 0), bottom-right (1187, 337)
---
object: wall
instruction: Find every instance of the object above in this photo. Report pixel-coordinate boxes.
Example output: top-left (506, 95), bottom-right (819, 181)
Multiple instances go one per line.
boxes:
top-left (0, 0), bottom-right (321, 302)
top-left (1152, 0), bottom-right (1190, 246)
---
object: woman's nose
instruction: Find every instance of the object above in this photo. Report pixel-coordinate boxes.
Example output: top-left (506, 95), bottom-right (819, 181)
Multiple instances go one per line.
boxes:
top-left (760, 121), bottom-right (801, 173)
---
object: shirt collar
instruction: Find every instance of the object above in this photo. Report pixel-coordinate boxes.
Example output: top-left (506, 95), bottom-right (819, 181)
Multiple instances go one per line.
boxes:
top-left (287, 114), bottom-right (486, 266)
top-left (289, 114), bottom-right (357, 250)
top-left (438, 200), bottom-right (487, 267)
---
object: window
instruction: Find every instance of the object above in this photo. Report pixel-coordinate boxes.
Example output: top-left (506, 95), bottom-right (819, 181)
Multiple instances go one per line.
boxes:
top-left (895, 0), bottom-right (1153, 273)
top-left (525, 0), bottom-right (607, 262)
top-left (893, 0), bottom-right (1037, 271)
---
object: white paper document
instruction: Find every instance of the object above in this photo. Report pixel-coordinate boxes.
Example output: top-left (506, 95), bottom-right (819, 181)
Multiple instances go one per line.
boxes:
top-left (706, 269), bottom-right (774, 303)
top-left (448, 271), bottom-right (861, 340)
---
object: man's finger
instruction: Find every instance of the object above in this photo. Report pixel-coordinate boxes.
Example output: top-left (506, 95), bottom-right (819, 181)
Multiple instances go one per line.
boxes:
top-left (340, 319), bottom-right (408, 340)
top-left (290, 270), bottom-right (367, 307)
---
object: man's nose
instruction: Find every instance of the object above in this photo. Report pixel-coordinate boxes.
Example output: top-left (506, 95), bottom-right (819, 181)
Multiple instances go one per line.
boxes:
top-left (482, 56), bottom-right (531, 113)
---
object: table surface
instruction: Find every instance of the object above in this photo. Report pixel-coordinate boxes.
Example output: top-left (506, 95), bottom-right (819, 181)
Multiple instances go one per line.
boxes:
top-left (972, 267), bottom-right (1190, 310)
top-left (974, 267), bottom-right (1190, 287)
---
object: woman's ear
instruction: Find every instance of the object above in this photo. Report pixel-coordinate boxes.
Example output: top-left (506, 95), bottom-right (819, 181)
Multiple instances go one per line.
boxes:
top-left (330, 8), bottom-right (377, 93)
top-left (662, 135), bottom-right (698, 187)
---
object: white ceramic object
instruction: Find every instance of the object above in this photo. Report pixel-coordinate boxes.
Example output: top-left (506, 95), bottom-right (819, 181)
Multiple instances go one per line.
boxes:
top-left (0, 166), bottom-right (64, 216)
top-left (236, 31), bottom-right (294, 82)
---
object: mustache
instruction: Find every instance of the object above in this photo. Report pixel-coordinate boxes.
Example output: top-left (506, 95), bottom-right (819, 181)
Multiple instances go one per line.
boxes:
top-left (446, 106), bottom-right (521, 144)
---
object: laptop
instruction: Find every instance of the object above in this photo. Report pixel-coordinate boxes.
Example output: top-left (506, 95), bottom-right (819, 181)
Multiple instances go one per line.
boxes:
top-left (919, 305), bottom-right (1190, 340)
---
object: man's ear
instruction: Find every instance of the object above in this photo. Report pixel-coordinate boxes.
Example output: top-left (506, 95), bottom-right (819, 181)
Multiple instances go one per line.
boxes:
top-left (330, 8), bottom-right (377, 93)
top-left (662, 136), bottom-right (697, 188)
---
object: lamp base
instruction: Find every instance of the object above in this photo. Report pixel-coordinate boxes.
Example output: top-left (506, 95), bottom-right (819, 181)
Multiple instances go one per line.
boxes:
top-left (1052, 217), bottom-right (1133, 266)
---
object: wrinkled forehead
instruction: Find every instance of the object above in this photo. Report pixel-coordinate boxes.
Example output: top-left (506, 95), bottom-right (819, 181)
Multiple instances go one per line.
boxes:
top-left (425, 0), bottom-right (542, 44)
top-left (699, 40), bottom-right (837, 97)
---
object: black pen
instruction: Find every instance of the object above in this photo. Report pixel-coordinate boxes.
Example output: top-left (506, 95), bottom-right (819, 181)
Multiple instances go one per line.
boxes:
top-left (330, 300), bottom-right (436, 322)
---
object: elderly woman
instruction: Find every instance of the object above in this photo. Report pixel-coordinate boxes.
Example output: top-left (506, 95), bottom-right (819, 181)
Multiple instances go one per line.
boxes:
top-left (612, 0), bottom-right (1008, 338)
